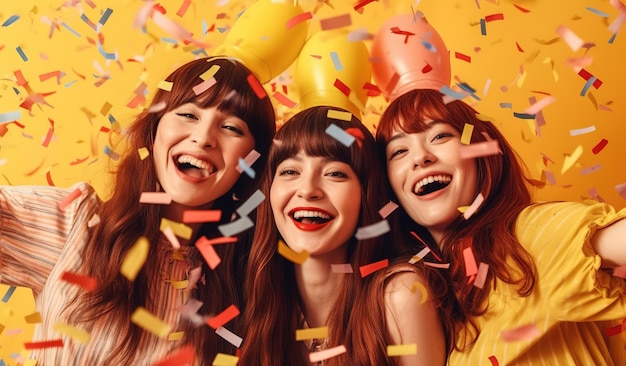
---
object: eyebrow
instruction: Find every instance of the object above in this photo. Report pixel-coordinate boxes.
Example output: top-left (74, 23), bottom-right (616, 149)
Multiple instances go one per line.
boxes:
top-left (387, 120), bottom-right (447, 144)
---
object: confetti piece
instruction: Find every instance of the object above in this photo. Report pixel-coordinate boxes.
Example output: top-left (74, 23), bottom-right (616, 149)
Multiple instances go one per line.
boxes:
top-left (296, 326), bottom-right (329, 341)
top-left (131, 307), bottom-right (171, 338)
top-left (378, 201), bottom-right (398, 219)
top-left (192, 77), bottom-right (217, 95)
top-left (58, 187), bottom-right (83, 211)
top-left (578, 69), bottom-right (602, 89)
top-left (320, 13), bottom-right (351, 31)
top-left (354, 220), bottom-right (390, 240)
top-left (334, 78), bottom-right (351, 97)
top-left (455, 52), bottom-right (471, 63)
top-left (463, 193), bottom-right (484, 220)
top-left (474, 262), bottom-right (489, 288)
top-left (182, 210), bottom-right (222, 223)
top-left (0, 110), bottom-right (21, 124)
top-left (353, 0), bottom-right (378, 12)
top-left (461, 123), bottom-right (474, 145)
top-left (488, 355), bottom-right (500, 366)
top-left (569, 125), bottom-right (596, 136)
top-left (556, 25), bottom-right (584, 51)
top-left (286, 12), bottom-right (312, 30)
top-left (234, 190), bottom-right (264, 217)
top-left (16, 46), bottom-right (28, 61)
top-left (277, 239), bottom-right (310, 264)
top-left (24, 312), bottom-right (42, 324)
top-left (439, 85), bottom-right (467, 101)
top-left (513, 112), bottom-right (535, 120)
top-left (485, 13), bottom-right (504, 22)
top-left (158, 80), bottom-right (174, 91)
top-left (195, 237), bottom-right (222, 269)
top-left (237, 157), bottom-right (255, 178)
top-left (604, 320), bottom-right (626, 336)
top-left (88, 214), bottom-right (101, 228)
top-left (206, 304), bottom-right (240, 330)
top-left (327, 109), bottom-right (352, 121)
top-left (408, 247), bottom-right (431, 264)
top-left (501, 323), bottom-right (541, 342)
top-left (153, 345), bottom-right (196, 366)
top-left (247, 74), bottom-right (267, 99)
top-left (53, 322), bottom-right (91, 344)
top-left (1, 286), bottom-right (16, 303)
top-left (1, 15), bottom-right (20, 27)
top-left (212, 353), bottom-right (239, 366)
top-left (592, 139), bottom-right (608, 154)
top-left (138, 147), bottom-right (150, 160)
top-left (140, 192), bottom-right (172, 204)
top-left (161, 218), bottom-right (193, 239)
top-left (309, 345), bottom-right (347, 363)
top-left (480, 19), bottom-right (486, 35)
top-left (561, 145), bottom-right (583, 174)
top-left (217, 216), bottom-right (253, 237)
top-left (331, 263), bottom-right (353, 273)
top-left (24, 339), bottom-right (64, 350)
top-left (387, 343), bottom-right (417, 356)
top-left (215, 326), bottom-right (243, 348)
top-left (120, 237), bottom-right (149, 281)
top-left (272, 92), bottom-right (298, 108)
top-left (325, 123), bottom-right (355, 147)
top-left (615, 182), bottom-right (626, 200)
top-left (359, 259), bottom-right (389, 278)
top-left (176, 0), bottom-right (192, 17)
top-left (463, 246), bottom-right (478, 277)
top-left (98, 8), bottom-right (113, 25)
top-left (60, 271), bottom-right (97, 291)
top-left (524, 96), bottom-right (556, 115)
top-left (168, 331), bottom-right (184, 341)
top-left (459, 140), bottom-right (500, 159)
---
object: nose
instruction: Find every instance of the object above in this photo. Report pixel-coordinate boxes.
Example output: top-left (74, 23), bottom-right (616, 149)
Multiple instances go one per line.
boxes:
top-left (297, 175), bottom-right (324, 200)
top-left (190, 120), bottom-right (216, 148)
top-left (413, 147), bottom-right (436, 169)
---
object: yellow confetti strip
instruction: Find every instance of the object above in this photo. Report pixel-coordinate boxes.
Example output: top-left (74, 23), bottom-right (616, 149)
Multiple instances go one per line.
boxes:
top-left (410, 281), bottom-right (428, 304)
top-left (157, 80), bottom-right (173, 91)
top-left (561, 145), bottom-right (583, 174)
top-left (277, 239), bottom-right (310, 264)
top-left (387, 343), bottom-right (417, 356)
top-left (326, 109), bottom-right (352, 121)
top-left (138, 147), bottom-right (150, 160)
top-left (212, 353), bottom-right (239, 366)
top-left (53, 322), bottom-right (91, 344)
top-left (120, 236), bottom-right (149, 281)
top-left (171, 279), bottom-right (189, 289)
top-left (296, 326), bottom-right (329, 341)
top-left (457, 206), bottom-right (468, 213)
top-left (168, 331), bottom-right (184, 341)
top-left (460, 123), bottom-right (474, 145)
top-left (200, 65), bottom-right (220, 80)
top-left (100, 101), bottom-right (112, 116)
top-left (130, 306), bottom-right (171, 338)
top-left (24, 312), bottom-right (42, 324)
top-left (160, 218), bottom-right (193, 240)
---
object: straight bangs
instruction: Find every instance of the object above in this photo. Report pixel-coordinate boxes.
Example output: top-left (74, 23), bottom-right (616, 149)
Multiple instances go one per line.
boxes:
top-left (269, 107), bottom-right (364, 182)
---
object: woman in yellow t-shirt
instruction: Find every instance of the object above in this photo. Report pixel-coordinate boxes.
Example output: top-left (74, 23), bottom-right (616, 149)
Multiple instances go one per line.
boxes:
top-left (372, 12), bottom-right (626, 365)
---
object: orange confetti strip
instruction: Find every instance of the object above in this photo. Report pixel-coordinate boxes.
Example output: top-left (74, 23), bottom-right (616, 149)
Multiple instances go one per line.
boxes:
top-left (24, 312), bottom-right (42, 324)
top-left (176, 0), bottom-right (192, 17)
top-left (46, 170), bottom-right (55, 186)
top-left (359, 259), bottom-right (389, 278)
top-left (60, 271), bottom-right (97, 291)
top-left (319, 13), bottom-right (351, 31)
top-left (501, 323), bottom-right (541, 342)
top-left (58, 187), bottom-right (82, 211)
top-left (286, 12), bottom-right (312, 30)
top-left (206, 304), bottom-right (240, 329)
top-left (516, 42), bottom-right (524, 52)
top-left (272, 91), bottom-right (298, 108)
top-left (247, 74), bottom-right (267, 99)
top-left (24, 339), bottom-right (64, 350)
top-left (463, 247), bottom-right (478, 277)
top-left (182, 210), bottom-right (221, 223)
top-left (195, 236), bottom-right (222, 269)
top-left (42, 127), bottom-right (54, 147)
top-left (153, 345), bottom-right (197, 366)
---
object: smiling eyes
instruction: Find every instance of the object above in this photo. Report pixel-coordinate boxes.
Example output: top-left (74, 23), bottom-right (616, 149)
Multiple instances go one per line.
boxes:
top-left (386, 132), bottom-right (457, 161)
top-left (175, 112), bottom-right (246, 136)
top-left (278, 168), bottom-right (349, 179)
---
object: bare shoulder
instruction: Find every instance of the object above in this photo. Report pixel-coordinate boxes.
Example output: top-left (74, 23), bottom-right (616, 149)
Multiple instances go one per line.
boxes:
top-left (384, 265), bottom-right (430, 306)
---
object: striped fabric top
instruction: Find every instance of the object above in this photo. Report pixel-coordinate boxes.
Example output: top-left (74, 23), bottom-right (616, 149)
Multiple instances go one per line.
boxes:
top-left (0, 183), bottom-right (202, 365)
top-left (448, 200), bottom-right (626, 366)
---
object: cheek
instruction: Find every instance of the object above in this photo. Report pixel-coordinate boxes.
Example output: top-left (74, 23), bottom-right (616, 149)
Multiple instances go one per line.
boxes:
top-left (387, 165), bottom-right (404, 192)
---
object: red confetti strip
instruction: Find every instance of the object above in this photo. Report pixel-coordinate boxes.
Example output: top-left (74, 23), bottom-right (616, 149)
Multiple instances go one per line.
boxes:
top-left (577, 69), bottom-right (602, 89)
top-left (60, 271), bottom-right (97, 291)
top-left (345, 127), bottom-right (364, 148)
top-left (153, 345), bottom-right (197, 366)
top-left (592, 139), bottom-right (608, 154)
top-left (353, 0), bottom-right (377, 12)
top-left (46, 170), bottom-right (55, 186)
top-left (39, 70), bottom-right (62, 83)
top-left (513, 4), bottom-right (531, 13)
top-left (488, 355), bottom-right (500, 366)
top-left (286, 12), bottom-right (312, 30)
top-left (206, 304), bottom-right (240, 329)
top-left (334, 78), bottom-right (351, 97)
top-left (604, 319), bottom-right (626, 336)
top-left (24, 339), bottom-right (64, 350)
top-left (410, 231), bottom-right (442, 261)
top-left (70, 157), bottom-right (90, 166)
top-left (42, 127), bottom-right (54, 147)
top-left (421, 63), bottom-right (433, 73)
top-left (455, 51), bottom-right (472, 63)
top-left (485, 13), bottom-right (505, 22)
top-left (516, 42), bottom-right (525, 52)
top-left (247, 74), bottom-right (267, 99)
top-left (272, 91), bottom-right (297, 108)
top-left (359, 259), bottom-right (389, 278)
top-left (390, 26), bottom-right (415, 44)
top-left (14, 70), bottom-right (28, 86)
top-left (175, 0), bottom-right (191, 17)
top-left (362, 82), bottom-right (381, 97)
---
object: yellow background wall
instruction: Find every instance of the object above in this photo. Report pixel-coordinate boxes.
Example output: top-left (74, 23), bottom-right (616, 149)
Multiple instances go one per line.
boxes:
top-left (1, 0), bottom-right (624, 363)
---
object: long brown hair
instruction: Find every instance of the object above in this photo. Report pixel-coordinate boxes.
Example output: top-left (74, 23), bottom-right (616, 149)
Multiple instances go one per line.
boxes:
top-left (66, 57), bottom-right (276, 364)
top-left (376, 89), bottom-right (537, 351)
top-left (240, 106), bottom-right (401, 365)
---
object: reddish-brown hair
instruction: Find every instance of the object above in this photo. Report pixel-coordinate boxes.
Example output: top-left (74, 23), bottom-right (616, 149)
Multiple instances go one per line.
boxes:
top-left (376, 89), bottom-right (537, 351)
top-left (66, 57), bottom-right (275, 364)
top-left (240, 106), bottom-right (403, 365)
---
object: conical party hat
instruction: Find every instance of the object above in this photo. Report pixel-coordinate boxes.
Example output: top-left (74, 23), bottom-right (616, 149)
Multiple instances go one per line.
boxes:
top-left (294, 28), bottom-right (372, 119)
top-left (371, 12), bottom-right (450, 102)
top-left (214, 0), bottom-right (309, 83)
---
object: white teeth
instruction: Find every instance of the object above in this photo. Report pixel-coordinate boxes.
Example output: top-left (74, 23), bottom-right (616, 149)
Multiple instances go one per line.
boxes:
top-left (177, 155), bottom-right (215, 172)
top-left (413, 175), bottom-right (451, 193)
top-left (292, 210), bottom-right (331, 220)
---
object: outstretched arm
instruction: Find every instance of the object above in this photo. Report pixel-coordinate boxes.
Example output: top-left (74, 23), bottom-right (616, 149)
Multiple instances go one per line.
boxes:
top-left (592, 218), bottom-right (626, 268)
top-left (384, 270), bottom-right (446, 366)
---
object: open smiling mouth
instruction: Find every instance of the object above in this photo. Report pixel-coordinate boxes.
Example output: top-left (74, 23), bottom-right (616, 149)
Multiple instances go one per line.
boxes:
top-left (414, 175), bottom-right (452, 196)
top-left (290, 210), bottom-right (334, 231)
top-left (175, 154), bottom-right (216, 179)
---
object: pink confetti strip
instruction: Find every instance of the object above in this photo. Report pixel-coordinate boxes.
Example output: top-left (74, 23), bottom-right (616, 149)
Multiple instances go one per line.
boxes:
top-left (215, 326), bottom-right (243, 348)
top-left (309, 345), bottom-right (347, 363)
top-left (162, 226), bottom-right (181, 250)
top-left (473, 262), bottom-right (489, 289)
top-left (523, 96), bottom-right (556, 115)
top-left (501, 323), bottom-right (541, 342)
top-left (139, 192), bottom-right (172, 204)
top-left (615, 182), bottom-right (626, 200)
top-left (192, 77), bottom-right (217, 95)
top-left (459, 140), bottom-right (500, 159)
top-left (319, 13), bottom-right (351, 31)
top-left (378, 201), bottom-right (399, 219)
top-left (359, 259), bottom-right (389, 278)
top-left (463, 193), bottom-right (485, 220)
top-left (206, 304), bottom-right (240, 329)
top-left (58, 187), bottom-right (83, 211)
top-left (196, 237), bottom-right (222, 269)
top-left (556, 25), bottom-right (584, 52)
top-left (236, 149), bottom-right (261, 173)
top-left (182, 210), bottom-right (222, 223)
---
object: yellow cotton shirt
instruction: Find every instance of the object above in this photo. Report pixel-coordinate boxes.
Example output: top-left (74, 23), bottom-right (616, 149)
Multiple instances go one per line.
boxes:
top-left (448, 201), bottom-right (626, 366)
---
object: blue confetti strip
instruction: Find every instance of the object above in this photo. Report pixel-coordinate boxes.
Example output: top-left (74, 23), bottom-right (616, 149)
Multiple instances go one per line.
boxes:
top-left (1, 358), bottom-right (7, 366)
top-left (217, 27), bottom-right (229, 33)
top-left (513, 112), bottom-right (536, 119)
top-left (191, 48), bottom-right (209, 56)
top-left (108, 114), bottom-right (117, 123)
top-left (586, 7), bottom-right (610, 17)
top-left (609, 33), bottom-right (617, 44)
top-left (1, 15), bottom-right (20, 27)
top-left (202, 20), bottom-right (209, 35)
top-left (236, 189), bottom-right (265, 217)
top-left (61, 22), bottom-right (81, 37)
top-left (161, 37), bottom-right (179, 45)
top-left (2, 285), bottom-right (16, 303)
top-left (65, 80), bottom-right (78, 88)
top-left (439, 85), bottom-right (466, 100)
top-left (330, 51), bottom-right (343, 71)
top-left (238, 157), bottom-right (256, 179)
top-left (97, 42), bottom-right (117, 60)
top-left (325, 124), bottom-right (355, 147)
top-left (580, 76), bottom-right (596, 96)
top-left (480, 18), bottom-right (486, 35)
top-left (16, 46), bottom-right (28, 61)
top-left (421, 39), bottom-right (436, 52)
top-left (0, 110), bottom-right (21, 124)
top-left (499, 102), bottom-right (513, 109)
top-left (99, 8), bottom-right (113, 25)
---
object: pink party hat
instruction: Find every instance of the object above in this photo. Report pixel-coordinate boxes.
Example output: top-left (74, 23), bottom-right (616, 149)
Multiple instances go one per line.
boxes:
top-left (371, 12), bottom-right (451, 101)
